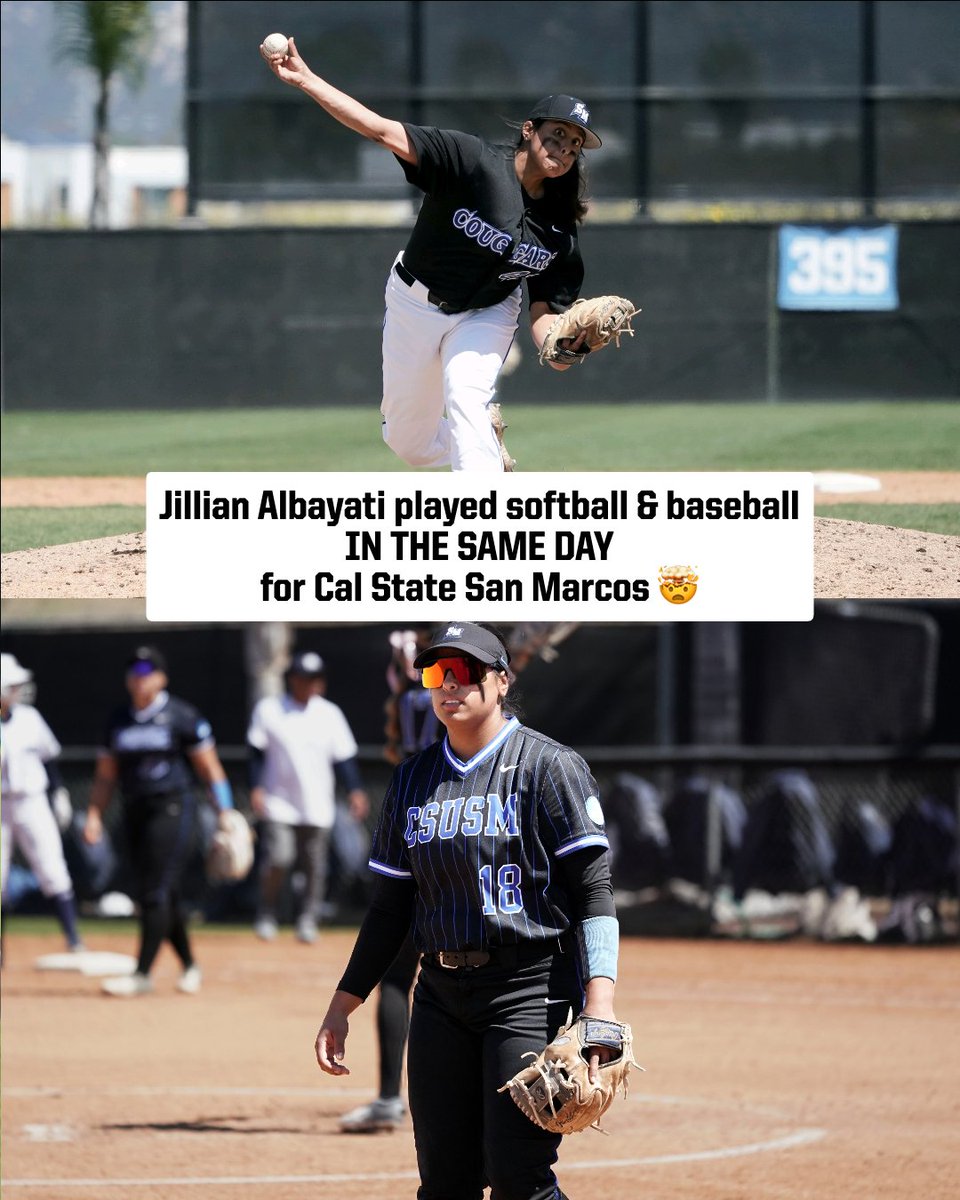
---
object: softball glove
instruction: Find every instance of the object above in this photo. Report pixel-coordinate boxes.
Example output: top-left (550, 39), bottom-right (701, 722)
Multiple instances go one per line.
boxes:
top-left (498, 1013), bottom-right (639, 1134)
top-left (206, 809), bottom-right (255, 883)
top-left (538, 296), bottom-right (639, 366)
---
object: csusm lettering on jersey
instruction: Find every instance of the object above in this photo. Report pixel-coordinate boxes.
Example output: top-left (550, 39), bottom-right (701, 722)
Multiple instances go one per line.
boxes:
top-left (114, 725), bottom-right (175, 752)
top-left (404, 792), bottom-right (519, 845)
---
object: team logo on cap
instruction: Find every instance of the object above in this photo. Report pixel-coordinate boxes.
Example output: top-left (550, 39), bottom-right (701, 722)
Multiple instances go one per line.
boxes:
top-left (570, 101), bottom-right (590, 123)
top-left (445, 625), bottom-right (463, 637)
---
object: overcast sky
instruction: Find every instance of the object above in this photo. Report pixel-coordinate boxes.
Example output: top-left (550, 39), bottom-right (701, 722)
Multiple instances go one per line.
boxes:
top-left (1, 0), bottom-right (186, 145)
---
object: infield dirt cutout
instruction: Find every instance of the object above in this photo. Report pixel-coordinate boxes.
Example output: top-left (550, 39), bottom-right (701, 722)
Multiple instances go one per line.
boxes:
top-left (3, 929), bottom-right (959, 1200)
top-left (2, 473), bottom-right (959, 600)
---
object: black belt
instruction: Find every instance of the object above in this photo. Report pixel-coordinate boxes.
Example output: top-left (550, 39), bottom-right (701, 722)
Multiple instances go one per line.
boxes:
top-left (394, 261), bottom-right (459, 314)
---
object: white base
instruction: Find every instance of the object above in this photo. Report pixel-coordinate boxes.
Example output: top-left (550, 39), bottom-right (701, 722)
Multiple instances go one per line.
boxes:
top-left (812, 472), bottom-right (882, 495)
top-left (35, 951), bottom-right (138, 977)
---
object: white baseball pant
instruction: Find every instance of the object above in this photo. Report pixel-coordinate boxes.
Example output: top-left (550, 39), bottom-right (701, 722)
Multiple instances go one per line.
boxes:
top-left (380, 257), bottom-right (521, 472)
top-left (1, 792), bottom-right (73, 899)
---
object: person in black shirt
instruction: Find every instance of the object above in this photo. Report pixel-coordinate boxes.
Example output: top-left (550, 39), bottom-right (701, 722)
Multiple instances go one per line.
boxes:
top-left (261, 36), bottom-right (603, 473)
top-left (339, 629), bottom-right (436, 1134)
top-left (83, 646), bottom-right (235, 997)
top-left (313, 623), bottom-right (624, 1200)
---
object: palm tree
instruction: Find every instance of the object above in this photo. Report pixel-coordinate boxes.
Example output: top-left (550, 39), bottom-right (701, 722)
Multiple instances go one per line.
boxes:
top-left (54, 1), bottom-right (154, 228)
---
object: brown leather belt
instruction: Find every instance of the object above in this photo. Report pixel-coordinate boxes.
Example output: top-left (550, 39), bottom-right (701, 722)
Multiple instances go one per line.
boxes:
top-left (426, 938), bottom-right (567, 971)
top-left (432, 950), bottom-right (491, 970)
top-left (394, 260), bottom-right (459, 314)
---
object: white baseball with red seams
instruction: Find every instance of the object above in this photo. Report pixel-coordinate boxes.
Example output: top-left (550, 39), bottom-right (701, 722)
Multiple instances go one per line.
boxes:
top-left (262, 33), bottom-right (289, 56)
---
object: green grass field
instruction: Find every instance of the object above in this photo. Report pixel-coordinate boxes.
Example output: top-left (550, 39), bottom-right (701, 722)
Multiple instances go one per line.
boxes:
top-left (4, 402), bottom-right (960, 474)
top-left (821, 504), bottom-right (958, 536)
top-left (1, 505), bottom-right (146, 554)
top-left (3, 402), bottom-right (958, 549)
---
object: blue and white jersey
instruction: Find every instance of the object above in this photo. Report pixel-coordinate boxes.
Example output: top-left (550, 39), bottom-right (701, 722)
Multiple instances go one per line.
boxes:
top-left (369, 719), bottom-right (609, 952)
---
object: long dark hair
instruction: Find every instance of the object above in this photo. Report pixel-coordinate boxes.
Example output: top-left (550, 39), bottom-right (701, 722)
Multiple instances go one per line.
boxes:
top-left (476, 622), bottom-right (525, 722)
top-left (514, 120), bottom-right (590, 225)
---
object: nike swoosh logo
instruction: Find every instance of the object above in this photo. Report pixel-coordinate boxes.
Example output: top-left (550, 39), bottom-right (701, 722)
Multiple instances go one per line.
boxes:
top-left (551, 225), bottom-right (563, 234)
top-left (499, 764), bottom-right (520, 773)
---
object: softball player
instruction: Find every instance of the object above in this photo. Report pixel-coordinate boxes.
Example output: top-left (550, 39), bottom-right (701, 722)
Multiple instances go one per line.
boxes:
top-left (1, 653), bottom-right (84, 954)
top-left (83, 646), bottom-right (234, 997)
top-left (340, 630), bottom-right (435, 1133)
top-left (247, 651), bottom-right (369, 944)
top-left (316, 623), bottom-right (623, 1199)
top-left (261, 36), bottom-right (601, 473)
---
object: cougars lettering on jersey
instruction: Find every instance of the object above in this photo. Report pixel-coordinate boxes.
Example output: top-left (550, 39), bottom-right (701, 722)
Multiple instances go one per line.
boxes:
top-left (369, 718), bottom-right (609, 952)
top-left (396, 125), bottom-right (584, 313)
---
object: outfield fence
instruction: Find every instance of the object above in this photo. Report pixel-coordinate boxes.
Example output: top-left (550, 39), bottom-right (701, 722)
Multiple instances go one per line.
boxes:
top-left (3, 222), bottom-right (958, 411)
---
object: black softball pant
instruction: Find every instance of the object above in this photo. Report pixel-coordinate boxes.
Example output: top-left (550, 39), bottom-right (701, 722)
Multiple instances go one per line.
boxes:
top-left (407, 944), bottom-right (581, 1200)
top-left (378, 932), bottom-right (421, 1099)
top-left (122, 793), bottom-right (197, 976)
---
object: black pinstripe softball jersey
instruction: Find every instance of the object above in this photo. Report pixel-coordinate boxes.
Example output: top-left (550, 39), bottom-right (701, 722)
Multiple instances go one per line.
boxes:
top-left (369, 717), bottom-right (609, 952)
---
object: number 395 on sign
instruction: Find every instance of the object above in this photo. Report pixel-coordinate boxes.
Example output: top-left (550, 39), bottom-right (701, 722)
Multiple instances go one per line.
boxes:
top-left (777, 224), bottom-right (898, 311)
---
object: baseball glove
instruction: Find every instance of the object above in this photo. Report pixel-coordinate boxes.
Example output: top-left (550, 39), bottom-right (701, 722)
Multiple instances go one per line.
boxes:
top-left (206, 809), bottom-right (255, 883)
top-left (498, 1013), bottom-right (639, 1134)
top-left (538, 296), bottom-right (639, 366)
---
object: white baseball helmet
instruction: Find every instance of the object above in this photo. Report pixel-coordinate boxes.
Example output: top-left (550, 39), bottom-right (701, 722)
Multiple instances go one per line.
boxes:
top-left (1, 652), bottom-right (34, 702)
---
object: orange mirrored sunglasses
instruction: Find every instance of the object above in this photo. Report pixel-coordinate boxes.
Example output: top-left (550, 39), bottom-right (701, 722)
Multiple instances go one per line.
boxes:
top-left (420, 656), bottom-right (488, 689)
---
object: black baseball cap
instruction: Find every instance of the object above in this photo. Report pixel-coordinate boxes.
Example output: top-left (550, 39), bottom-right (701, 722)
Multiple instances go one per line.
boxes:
top-left (126, 645), bottom-right (167, 675)
top-left (527, 95), bottom-right (601, 150)
top-left (288, 650), bottom-right (326, 677)
top-left (414, 623), bottom-right (510, 672)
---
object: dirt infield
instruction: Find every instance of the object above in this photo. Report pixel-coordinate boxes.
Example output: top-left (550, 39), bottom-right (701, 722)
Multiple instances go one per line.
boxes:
top-left (2, 928), bottom-right (958, 1200)
top-left (3, 473), bottom-right (960, 600)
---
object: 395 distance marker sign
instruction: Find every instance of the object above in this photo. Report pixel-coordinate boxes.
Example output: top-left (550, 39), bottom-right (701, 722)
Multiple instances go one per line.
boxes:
top-left (778, 224), bottom-right (899, 311)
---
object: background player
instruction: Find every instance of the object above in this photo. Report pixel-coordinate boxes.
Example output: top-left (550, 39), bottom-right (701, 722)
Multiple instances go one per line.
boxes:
top-left (248, 651), bottom-right (369, 944)
top-left (261, 36), bottom-right (601, 473)
top-left (83, 646), bottom-right (234, 997)
top-left (315, 622), bottom-right (624, 1199)
top-left (1, 653), bottom-right (84, 958)
top-left (339, 630), bottom-right (435, 1133)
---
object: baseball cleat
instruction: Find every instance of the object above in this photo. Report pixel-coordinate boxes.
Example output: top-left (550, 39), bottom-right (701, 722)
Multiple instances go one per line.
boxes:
top-left (295, 916), bottom-right (318, 944)
top-left (488, 403), bottom-right (516, 472)
top-left (177, 965), bottom-right (203, 994)
top-left (339, 1096), bottom-right (406, 1134)
top-left (101, 971), bottom-right (153, 997)
top-left (255, 916), bottom-right (279, 942)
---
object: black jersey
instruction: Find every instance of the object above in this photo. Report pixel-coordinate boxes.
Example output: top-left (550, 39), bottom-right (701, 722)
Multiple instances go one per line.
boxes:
top-left (397, 125), bottom-right (584, 314)
top-left (369, 718), bottom-right (609, 952)
top-left (101, 691), bottom-right (215, 801)
top-left (395, 688), bottom-right (442, 758)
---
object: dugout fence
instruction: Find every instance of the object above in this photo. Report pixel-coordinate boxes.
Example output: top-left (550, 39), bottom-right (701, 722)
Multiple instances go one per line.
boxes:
top-left (35, 742), bottom-right (958, 936)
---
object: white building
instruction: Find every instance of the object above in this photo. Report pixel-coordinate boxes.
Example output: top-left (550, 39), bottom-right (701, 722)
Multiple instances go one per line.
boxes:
top-left (1, 135), bottom-right (187, 228)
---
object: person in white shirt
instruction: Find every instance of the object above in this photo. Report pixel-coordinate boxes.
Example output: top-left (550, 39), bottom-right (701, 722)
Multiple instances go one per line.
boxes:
top-left (1, 653), bottom-right (84, 956)
top-left (247, 651), bottom-right (368, 944)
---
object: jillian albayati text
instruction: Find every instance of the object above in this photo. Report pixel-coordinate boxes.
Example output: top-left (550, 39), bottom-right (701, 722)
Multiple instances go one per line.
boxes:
top-left (159, 488), bottom-right (800, 524)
